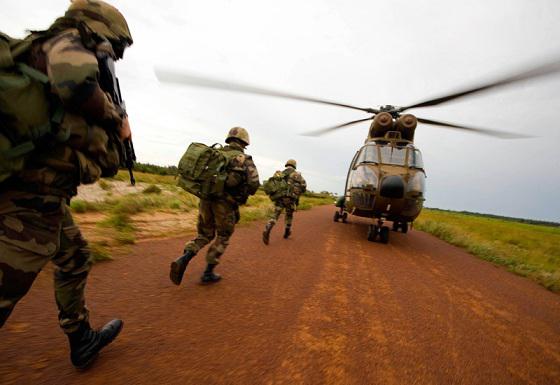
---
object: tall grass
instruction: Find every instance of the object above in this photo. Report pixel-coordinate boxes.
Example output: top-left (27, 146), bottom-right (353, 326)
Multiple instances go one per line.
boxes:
top-left (416, 209), bottom-right (560, 292)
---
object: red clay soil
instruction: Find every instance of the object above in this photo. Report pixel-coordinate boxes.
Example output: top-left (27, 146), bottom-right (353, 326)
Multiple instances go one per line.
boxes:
top-left (1, 205), bottom-right (560, 385)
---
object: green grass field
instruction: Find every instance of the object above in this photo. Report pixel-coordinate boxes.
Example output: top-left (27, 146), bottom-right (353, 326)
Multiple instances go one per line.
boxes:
top-left (416, 209), bottom-right (560, 292)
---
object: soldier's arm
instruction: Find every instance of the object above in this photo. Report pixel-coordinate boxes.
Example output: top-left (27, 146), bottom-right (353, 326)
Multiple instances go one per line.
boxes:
top-left (244, 156), bottom-right (260, 195)
top-left (44, 30), bottom-right (120, 125)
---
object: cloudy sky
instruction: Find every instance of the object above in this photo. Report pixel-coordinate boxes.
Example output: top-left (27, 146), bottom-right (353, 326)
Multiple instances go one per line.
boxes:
top-left (3, 0), bottom-right (560, 221)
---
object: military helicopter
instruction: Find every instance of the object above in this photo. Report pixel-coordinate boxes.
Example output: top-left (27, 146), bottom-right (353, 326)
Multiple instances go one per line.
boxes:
top-left (155, 59), bottom-right (560, 243)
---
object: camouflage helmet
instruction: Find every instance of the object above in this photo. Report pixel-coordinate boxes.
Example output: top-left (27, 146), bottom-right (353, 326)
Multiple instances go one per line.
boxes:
top-left (66, 0), bottom-right (133, 52)
top-left (285, 159), bottom-right (297, 169)
top-left (226, 127), bottom-right (250, 146)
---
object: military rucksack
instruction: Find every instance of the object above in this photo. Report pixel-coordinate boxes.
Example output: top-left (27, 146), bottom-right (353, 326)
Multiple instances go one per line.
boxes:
top-left (0, 32), bottom-right (65, 183)
top-left (177, 142), bottom-right (241, 200)
top-left (263, 169), bottom-right (292, 201)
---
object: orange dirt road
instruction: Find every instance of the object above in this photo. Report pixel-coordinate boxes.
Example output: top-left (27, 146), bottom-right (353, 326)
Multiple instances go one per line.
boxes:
top-left (1, 205), bottom-right (560, 385)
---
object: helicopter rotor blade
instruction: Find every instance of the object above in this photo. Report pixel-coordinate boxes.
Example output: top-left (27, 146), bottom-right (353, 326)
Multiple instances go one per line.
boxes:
top-left (301, 117), bottom-right (374, 137)
top-left (401, 58), bottom-right (560, 111)
top-left (155, 68), bottom-right (378, 114)
top-left (417, 117), bottom-right (532, 139)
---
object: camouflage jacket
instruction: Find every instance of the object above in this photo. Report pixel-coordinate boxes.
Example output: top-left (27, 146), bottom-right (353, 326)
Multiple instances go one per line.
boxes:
top-left (12, 28), bottom-right (121, 197)
top-left (284, 166), bottom-right (307, 198)
top-left (223, 142), bottom-right (260, 205)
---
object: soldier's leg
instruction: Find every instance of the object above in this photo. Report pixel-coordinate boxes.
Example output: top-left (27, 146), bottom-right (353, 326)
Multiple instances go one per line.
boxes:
top-left (171, 199), bottom-right (216, 285)
top-left (0, 243), bottom-right (50, 327)
top-left (263, 203), bottom-right (283, 245)
top-left (284, 202), bottom-right (295, 239)
top-left (51, 205), bottom-right (91, 333)
top-left (202, 201), bottom-right (236, 282)
top-left (54, 205), bottom-right (123, 369)
top-left (184, 199), bottom-right (216, 254)
top-left (0, 192), bottom-right (61, 327)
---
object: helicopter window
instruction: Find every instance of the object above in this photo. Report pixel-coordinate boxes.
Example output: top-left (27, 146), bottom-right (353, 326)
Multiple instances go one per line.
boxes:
top-left (355, 145), bottom-right (379, 165)
top-left (378, 146), bottom-right (407, 166)
top-left (349, 164), bottom-right (378, 189)
top-left (411, 149), bottom-right (424, 169)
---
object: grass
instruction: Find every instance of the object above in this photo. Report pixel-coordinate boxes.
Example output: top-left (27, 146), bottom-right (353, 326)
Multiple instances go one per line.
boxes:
top-left (72, 174), bottom-right (333, 262)
top-left (415, 209), bottom-right (560, 292)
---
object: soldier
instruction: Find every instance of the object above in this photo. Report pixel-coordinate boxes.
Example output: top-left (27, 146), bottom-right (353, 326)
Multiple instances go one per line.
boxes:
top-left (262, 159), bottom-right (307, 244)
top-left (170, 127), bottom-right (260, 285)
top-left (0, 0), bottom-right (132, 369)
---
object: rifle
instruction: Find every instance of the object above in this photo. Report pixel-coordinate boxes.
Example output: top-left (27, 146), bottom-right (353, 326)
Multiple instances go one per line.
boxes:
top-left (96, 50), bottom-right (136, 185)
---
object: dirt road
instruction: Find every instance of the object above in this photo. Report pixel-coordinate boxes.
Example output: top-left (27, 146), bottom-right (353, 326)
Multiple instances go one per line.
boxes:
top-left (1, 205), bottom-right (560, 385)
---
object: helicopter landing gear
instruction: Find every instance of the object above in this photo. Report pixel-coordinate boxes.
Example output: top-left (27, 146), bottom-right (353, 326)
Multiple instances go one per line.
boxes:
top-left (392, 221), bottom-right (409, 233)
top-left (334, 209), bottom-right (348, 223)
top-left (334, 211), bottom-right (340, 222)
top-left (368, 219), bottom-right (390, 243)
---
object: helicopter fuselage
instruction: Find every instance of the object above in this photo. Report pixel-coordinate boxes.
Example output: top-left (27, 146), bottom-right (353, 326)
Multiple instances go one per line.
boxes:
top-left (342, 137), bottom-right (426, 226)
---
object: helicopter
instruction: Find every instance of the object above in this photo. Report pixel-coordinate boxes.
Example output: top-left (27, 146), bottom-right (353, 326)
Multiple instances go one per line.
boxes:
top-left (155, 58), bottom-right (560, 243)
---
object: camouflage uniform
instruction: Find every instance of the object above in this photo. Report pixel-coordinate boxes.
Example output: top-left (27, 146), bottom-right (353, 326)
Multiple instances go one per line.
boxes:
top-left (264, 165), bottom-right (307, 242)
top-left (0, 5), bottom-right (127, 335)
top-left (184, 141), bottom-right (260, 265)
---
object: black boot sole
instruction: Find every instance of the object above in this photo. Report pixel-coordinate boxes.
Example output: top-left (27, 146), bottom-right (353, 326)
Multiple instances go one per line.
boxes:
top-left (170, 261), bottom-right (186, 285)
top-left (262, 231), bottom-right (270, 245)
top-left (74, 321), bottom-right (124, 370)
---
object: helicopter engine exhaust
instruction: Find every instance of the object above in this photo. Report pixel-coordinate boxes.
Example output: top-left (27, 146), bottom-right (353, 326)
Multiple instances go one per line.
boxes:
top-left (369, 112), bottom-right (394, 139)
top-left (395, 114), bottom-right (417, 142)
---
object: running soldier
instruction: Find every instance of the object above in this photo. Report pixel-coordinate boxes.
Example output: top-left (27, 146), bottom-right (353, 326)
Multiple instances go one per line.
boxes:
top-left (170, 127), bottom-right (260, 285)
top-left (0, 0), bottom-right (133, 368)
top-left (262, 159), bottom-right (307, 244)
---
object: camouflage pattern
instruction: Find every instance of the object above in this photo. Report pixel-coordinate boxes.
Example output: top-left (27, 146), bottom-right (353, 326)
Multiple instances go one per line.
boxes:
top-left (0, 13), bottom-right (127, 332)
top-left (66, 0), bottom-right (133, 46)
top-left (266, 166), bottom-right (307, 231)
top-left (226, 126), bottom-right (250, 146)
top-left (12, 28), bottom-right (122, 196)
top-left (0, 191), bottom-right (91, 333)
top-left (184, 141), bottom-right (259, 264)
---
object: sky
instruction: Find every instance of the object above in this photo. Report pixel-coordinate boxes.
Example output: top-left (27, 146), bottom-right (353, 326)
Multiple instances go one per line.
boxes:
top-left (3, 0), bottom-right (560, 221)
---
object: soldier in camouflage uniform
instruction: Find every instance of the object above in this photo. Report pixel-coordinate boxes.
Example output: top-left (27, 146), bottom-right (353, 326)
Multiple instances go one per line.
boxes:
top-left (170, 127), bottom-right (260, 285)
top-left (262, 159), bottom-right (307, 244)
top-left (0, 0), bottom-right (132, 369)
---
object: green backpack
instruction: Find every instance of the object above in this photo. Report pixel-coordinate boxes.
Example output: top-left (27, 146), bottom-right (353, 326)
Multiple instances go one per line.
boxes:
top-left (177, 142), bottom-right (241, 200)
top-left (0, 32), bottom-right (64, 183)
top-left (263, 170), bottom-right (291, 201)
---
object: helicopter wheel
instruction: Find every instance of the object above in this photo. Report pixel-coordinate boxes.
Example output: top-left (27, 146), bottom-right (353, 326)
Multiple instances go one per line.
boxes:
top-left (334, 211), bottom-right (340, 222)
top-left (401, 222), bottom-right (409, 234)
top-left (367, 225), bottom-right (377, 242)
top-left (379, 226), bottom-right (390, 244)
top-left (392, 222), bottom-right (399, 232)
top-left (342, 212), bottom-right (348, 223)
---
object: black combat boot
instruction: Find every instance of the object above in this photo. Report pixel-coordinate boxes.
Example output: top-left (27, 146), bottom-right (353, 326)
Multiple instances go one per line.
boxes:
top-left (262, 223), bottom-right (273, 245)
top-left (67, 319), bottom-right (123, 369)
top-left (201, 263), bottom-right (221, 284)
top-left (170, 250), bottom-right (195, 285)
top-left (283, 226), bottom-right (291, 239)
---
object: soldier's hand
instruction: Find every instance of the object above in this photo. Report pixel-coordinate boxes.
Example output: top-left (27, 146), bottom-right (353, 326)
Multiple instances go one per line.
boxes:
top-left (120, 116), bottom-right (131, 140)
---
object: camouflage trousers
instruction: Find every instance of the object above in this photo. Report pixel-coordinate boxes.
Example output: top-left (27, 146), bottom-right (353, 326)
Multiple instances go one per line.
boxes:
top-left (267, 197), bottom-right (296, 229)
top-left (184, 199), bottom-right (239, 265)
top-left (0, 191), bottom-right (91, 334)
